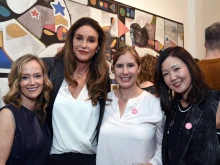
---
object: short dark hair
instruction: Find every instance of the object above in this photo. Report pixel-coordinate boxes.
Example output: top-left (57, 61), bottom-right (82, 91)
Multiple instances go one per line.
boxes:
top-left (205, 22), bottom-right (220, 50)
top-left (154, 46), bottom-right (208, 113)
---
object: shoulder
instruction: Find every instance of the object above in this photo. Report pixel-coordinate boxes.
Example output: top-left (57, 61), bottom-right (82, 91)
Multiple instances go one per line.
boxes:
top-left (0, 107), bottom-right (15, 127)
top-left (142, 91), bottom-right (160, 103)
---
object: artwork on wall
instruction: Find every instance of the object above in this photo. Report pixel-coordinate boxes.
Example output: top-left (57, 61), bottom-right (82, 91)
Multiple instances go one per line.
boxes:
top-left (0, 0), bottom-right (184, 105)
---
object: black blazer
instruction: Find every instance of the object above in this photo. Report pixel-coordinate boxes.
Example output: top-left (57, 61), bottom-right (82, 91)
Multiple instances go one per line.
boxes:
top-left (162, 89), bottom-right (220, 165)
top-left (43, 57), bottom-right (108, 139)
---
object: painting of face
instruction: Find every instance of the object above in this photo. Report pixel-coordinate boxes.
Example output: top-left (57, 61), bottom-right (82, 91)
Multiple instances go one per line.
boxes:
top-left (161, 56), bottom-right (192, 99)
top-left (73, 25), bottom-right (99, 64)
top-left (114, 51), bottom-right (141, 90)
top-left (20, 60), bottom-right (44, 105)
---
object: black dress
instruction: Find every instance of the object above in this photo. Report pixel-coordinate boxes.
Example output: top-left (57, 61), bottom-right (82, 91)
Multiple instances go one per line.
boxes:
top-left (1, 104), bottom-right (51, 165)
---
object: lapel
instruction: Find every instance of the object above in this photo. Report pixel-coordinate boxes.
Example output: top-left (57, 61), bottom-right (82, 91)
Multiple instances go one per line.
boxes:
top-left (163, 104), bottom-right (203, 165)
top-left (177, 105), bottom-right (203, 164)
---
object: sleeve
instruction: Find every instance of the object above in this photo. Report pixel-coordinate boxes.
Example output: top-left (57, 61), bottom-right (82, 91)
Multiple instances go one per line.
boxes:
top-left (149, 107), bottom-right (165, 165)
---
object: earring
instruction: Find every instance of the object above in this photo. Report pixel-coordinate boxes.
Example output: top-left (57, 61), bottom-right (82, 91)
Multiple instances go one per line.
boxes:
top-left (96, 50), bottom-right (98, 53)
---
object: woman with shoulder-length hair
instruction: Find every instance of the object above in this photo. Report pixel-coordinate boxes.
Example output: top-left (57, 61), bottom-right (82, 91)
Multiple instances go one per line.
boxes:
top-left (154, 46), bottom-right (220, 165)
top-left (43, 17), bottom-right (110, 165)
top-left (97, 45), bottom-right (164, 165)
top-left (0, 54), bottom-right (53, 165)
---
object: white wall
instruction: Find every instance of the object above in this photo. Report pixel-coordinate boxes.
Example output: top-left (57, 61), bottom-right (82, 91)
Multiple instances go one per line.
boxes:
top-left (115, 0), bottom-right (220, 59)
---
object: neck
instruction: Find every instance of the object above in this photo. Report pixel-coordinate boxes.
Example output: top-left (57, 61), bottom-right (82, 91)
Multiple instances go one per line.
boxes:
top-left (21, 100), bottom-right (36, 111)
top-left (75, 62), bottom-right (90, 78)
top-left (205, 49), bottom-right (220, 59)
top-left (117, 85), bottom-right (142, 101)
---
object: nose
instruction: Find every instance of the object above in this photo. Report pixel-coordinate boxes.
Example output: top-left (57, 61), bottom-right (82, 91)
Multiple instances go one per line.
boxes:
top-left (123, 67), bottom-right (128, 75)
top-left (29, 77), bottom-right (35, 85)
top-left (170, 72), bottom-right (176, 81)
top-left (81, 40), bottom-right (87, 48)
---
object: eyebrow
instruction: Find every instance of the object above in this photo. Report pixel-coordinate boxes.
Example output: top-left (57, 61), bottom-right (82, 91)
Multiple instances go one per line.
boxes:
top-left (75, 34), bottom-right (97, 39)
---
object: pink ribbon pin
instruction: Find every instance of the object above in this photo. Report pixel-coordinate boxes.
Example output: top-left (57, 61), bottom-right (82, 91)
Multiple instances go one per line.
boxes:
top-left (185, 123), bottom-right (192, 129)
top-left (132, 109), bottom-right (138, 114)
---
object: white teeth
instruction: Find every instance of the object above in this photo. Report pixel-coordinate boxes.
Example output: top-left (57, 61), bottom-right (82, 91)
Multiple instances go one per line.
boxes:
top-left (121, 77), bottom-right (129, 81)
top-left (27, 87), bottom-right (37, 91)
top-left (174, 81), bottom-right (181, 86)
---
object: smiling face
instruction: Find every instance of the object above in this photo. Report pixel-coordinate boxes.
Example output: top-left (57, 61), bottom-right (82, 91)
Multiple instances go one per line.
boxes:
top-left (161, 56), bottom-right (192, 99)
top-left (114, 51), bottom-right (141, 90)
top-left (20, 60), bottom-right (44, 105)
top-left (72, 25), bottom-right (99, 64)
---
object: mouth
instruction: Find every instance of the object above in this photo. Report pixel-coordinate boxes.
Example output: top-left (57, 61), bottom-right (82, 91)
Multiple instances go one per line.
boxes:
top-left (78, 50), bottom-right (89, 55)
top-left (121, 77), bottom-right (130, 82)
top-left (173, 81), bottom-right (182, 87)
top-left (27, 87), bottom-right (38, 91)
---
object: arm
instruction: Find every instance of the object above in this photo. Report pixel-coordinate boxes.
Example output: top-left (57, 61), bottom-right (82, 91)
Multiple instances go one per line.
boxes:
top-left (148, 113), bottom-right (165, 165)
top-left (0, 108), bottom-right (15, 165)
top-left (216, 101), bottom-right (220, 129)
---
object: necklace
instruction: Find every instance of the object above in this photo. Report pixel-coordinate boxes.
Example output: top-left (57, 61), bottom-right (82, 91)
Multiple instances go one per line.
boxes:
top-left (178, 103), bottom-right (192, 113)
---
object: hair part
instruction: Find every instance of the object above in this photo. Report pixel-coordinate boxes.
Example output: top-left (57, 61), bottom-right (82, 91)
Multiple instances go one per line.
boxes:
top-left (3, 54), bottom-right (53, 124)
top-left (154, 46), bottom-right (208, 114)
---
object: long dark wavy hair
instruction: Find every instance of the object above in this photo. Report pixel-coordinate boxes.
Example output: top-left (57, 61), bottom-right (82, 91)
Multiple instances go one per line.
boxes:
top-left (154, 46), bottom-right (208, 114)
top-left (3, 54), bottom-right (53, 124)
top-left (56, 17), bottom-right (109, 105)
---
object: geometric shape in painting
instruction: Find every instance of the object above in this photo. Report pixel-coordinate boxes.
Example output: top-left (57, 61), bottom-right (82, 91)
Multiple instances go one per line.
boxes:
top-left (0, 49), bottom-right (12, 69)
top-left (179, 32), bottom-right (184, 40)
top-left (55, 15), bottom-right (68, 28)
top-left (148, 39), bottom-right (154, 45)
top-left (120, 7), bottom-right (125, 16)
top-left (43, 29), bottom-right (54, 36)
top-left (30, 8), bottom-right (40, 19)
top-left (120, 41), bottom-right (125, 47)
top-left (104, 3), bottom-right (108, 9)
top-left (110, 4), bottom-right (116, 13)
top-left (90, 0), bottom-right (96, 5)
top-left (131, 10), bottom-right (134, 18)
top-left (6, 23), bottom-right (27, 38)
top-left (51, 1), bottom-right (65, 16)
top-left (121, 36), bottom-right (124, 41)
top-left (99, 1), bottom-right (103, 7)
top-left (44, 24), bottom-right (56, 32)
top-left (57, 26), bottom-right (68, 41)
top-left (6, 0), bottom-right (37, 14)
top-left (130, 23), bottom-right (149, 47)
top-left (0, 5), bottom-right (10, 17)
top-left (164, 35), bottom-right (177, 49)
top-left (155, 41), bottom-right (164, 51)
top-left (111, 39), bottom-right (117, 48)
top-left (118, 19), bottom-right (129, 37)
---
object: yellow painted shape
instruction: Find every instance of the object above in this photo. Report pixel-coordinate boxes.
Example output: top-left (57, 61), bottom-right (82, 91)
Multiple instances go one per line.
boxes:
top-left (43, 29), bottom-right (54, 36)
top-left (0, 32), bottom-right (3, 48)
top-left (179, 33), bottom-right (184, 40)
top-left (6, 23), bottom-right (27, 38)
top-left (102, 26), bottom-right (110, 31)
top-left (111, 39), bottom-right (116, 47)
top-left (55, 15), bottom-right (68, 27)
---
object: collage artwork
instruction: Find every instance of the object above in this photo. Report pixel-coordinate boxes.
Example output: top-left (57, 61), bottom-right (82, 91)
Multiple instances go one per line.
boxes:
top-left (0, 0), bottom-right (184, 106)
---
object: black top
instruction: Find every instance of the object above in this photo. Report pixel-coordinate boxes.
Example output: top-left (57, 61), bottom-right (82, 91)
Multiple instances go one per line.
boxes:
top-left (167, 103), bottom-right (191, 165)
top-left (1, 104), bottom-right (51, 165)
top-left (141, 85), bottom-right (156, 95)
